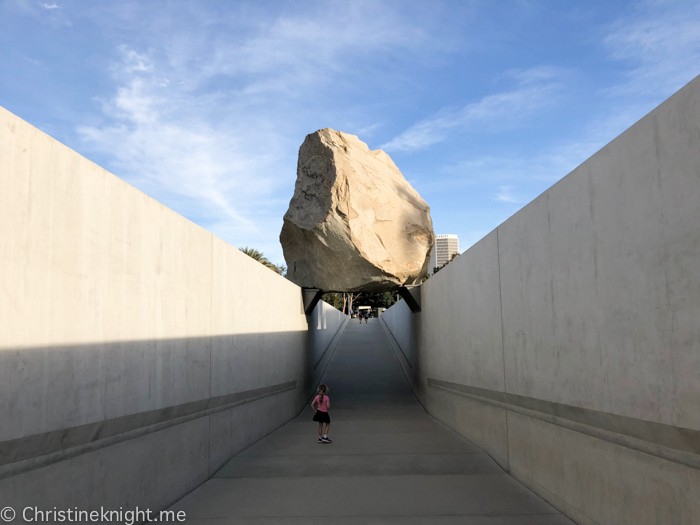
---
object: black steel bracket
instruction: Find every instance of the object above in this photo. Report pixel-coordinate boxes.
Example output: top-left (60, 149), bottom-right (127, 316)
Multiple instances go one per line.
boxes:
top-left (398, 285), bottom-right (421, 313)
top-left (303, 288), bottom-right (324, 315)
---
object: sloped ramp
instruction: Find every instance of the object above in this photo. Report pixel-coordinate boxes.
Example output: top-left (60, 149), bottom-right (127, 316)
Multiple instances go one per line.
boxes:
top-left (169, 320), bottom-right (573, 524)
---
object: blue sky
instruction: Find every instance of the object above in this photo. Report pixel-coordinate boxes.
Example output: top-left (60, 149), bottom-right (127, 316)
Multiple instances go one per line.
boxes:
top-left (2, 0), bottom-right (700, 266)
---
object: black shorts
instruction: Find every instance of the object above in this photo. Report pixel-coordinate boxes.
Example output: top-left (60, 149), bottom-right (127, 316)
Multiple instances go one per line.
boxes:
top-left (313, 410), bottom-right (331, 423)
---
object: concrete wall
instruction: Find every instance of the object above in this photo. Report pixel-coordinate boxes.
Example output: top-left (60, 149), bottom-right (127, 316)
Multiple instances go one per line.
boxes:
top-left (0, 106), bottom-right (347, 514)
top-left (381, 75), bottom-right (700, 524)
top-left (309, 301), bottom-right (350, 387)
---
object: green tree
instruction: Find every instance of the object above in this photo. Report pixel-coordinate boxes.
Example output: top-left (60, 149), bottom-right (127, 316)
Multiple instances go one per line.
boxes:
top-left (239, 247), bottom-right (285, 275)
top-left (321, 292), bottom-right (345, 311)
top-left (322, 290), bottom-right (399, 314)
top-left (321, 292), bottom-right (361, 314)
top-left (433, 252), bottom-right (459, 274)
top-left (359, 291), bottom-right (397, 309)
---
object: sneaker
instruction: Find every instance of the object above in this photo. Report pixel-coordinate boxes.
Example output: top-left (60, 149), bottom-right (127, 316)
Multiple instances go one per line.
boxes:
top-left (317, 437), bottom-right (323, 443)
top-left (321, 437), bottom-right (332, 443)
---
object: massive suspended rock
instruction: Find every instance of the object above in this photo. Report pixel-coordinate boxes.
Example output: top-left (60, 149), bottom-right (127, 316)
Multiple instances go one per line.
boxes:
top-left (280, 128), bottom-right (435, 292)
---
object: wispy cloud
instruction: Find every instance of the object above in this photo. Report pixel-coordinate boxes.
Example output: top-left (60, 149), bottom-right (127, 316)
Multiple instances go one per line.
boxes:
top-left (381, 66), bottom-right (567, 152)
top-left (79, 67), bottom-right (267, 228)
top-left (357, 123), bottom-right (383, 137)
top-left (114, 45), bottom-right (153, 73)
top-left (493, 185), bottom-right (522, 204)
top-left (426, 114), bottom-right (622, 213)
top-left (21, 55), bottom-right (42, 66)
top-left (442, 134), bottom-right (603, 184)
top-left (603, 2), bottom-right (700, 97)
top-left (503, 64), bottom-right (571, 85)
top-left (41, 3), bottom-right (60, 9)
top-left (76, 3), bottom-right (436, 262)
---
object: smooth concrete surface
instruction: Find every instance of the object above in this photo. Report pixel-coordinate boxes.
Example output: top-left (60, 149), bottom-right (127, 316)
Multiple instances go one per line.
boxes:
top-left (2, 416), bottom-right (211, 513)
top-left (171, 320), bottom-right (574, 524)
top-left (507, 412), bottom-right (700, 525)
top-left (0, 106), bottom-right (348, 512)
top-left (381, 74), bottom-right (700, 524)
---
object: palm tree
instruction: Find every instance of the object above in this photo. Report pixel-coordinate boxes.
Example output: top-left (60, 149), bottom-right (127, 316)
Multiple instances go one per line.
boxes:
top-left (239, 247), bottom-right (285, 275)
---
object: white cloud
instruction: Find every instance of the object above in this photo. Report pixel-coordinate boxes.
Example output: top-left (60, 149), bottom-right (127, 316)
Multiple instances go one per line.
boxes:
top-left (603, 2), bottom-right (700, 97)
top-left (493, 186), bottom-right (522, 204)
top-left (504, 65), bottom-right (571, 85)
top-left (434, 153), bottom-right (563, 196)
top-left (356, 123), bottom-right (383, 137)
top-left (381, 66), bottom-right (567, 153)
top-left (79, 70), bottom-right (266, 229)
top-left (6, 0), bottom-right (70, 25)
top-left (114, 45), bottom-right (153, 74)
top-left (77, 4), bottom-right (435, 262)
top-left (429, 117), bottom-right (619, 205)
top-left (21, 55), bottom-right (42, 65)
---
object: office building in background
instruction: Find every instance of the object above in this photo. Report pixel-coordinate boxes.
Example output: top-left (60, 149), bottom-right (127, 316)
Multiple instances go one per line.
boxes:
top-left (429, 234), bottom-right (459, 274)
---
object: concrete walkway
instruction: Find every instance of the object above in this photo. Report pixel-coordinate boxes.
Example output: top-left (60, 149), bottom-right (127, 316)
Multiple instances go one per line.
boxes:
top-left (172, 319), bottom-right (574, 524)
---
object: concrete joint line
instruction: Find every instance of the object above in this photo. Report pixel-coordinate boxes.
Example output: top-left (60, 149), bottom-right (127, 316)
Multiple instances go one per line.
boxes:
top-left (495, 228), bottom-right (510, 471)
top-left (307, 316), bottom-right (350, 408)
top-left (379, 317), bottom-right (412, 369)
top-left (313, 315), bottom-right (350, 370)
top-left (509, 470), bottom-right (602, 525)
top-left (378, 317), bottom-right (432, 415)
top-left (428, 378), bottom-right (700, 471)
top-left (0, 381), bottom-right (297, 480)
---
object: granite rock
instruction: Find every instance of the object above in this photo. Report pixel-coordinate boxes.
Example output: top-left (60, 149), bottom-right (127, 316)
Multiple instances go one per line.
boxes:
top-left (280, 128), bottom-right (434, 292)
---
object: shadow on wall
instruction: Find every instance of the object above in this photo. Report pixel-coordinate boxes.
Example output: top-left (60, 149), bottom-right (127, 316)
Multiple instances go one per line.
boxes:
top-left (380, 293), bottom-right (423, 392)
top-left (0, 321), bottom-right (348, 515)
top-left (379, 73), bottom-right (700, 525)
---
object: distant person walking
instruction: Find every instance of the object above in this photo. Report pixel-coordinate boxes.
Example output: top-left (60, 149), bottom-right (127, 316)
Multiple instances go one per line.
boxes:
top-left (358, 310), bottom-right (363, 324)
top-left (311, 384), bottom-right (332, 443)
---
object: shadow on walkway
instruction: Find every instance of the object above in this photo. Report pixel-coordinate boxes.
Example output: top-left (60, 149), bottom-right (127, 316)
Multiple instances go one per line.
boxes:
top-left (171, 319), bottom-right (574, 524)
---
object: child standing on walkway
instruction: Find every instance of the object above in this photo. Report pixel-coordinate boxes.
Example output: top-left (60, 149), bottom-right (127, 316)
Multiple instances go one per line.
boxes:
top-left (311, 384), bottom-right (332, 443)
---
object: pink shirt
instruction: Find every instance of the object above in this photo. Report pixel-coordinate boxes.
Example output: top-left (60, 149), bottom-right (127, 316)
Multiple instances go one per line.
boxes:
top-left (314, 395), bottom-right (330, 412)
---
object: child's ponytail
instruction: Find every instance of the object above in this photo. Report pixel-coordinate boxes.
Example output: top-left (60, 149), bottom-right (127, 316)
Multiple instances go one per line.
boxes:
top-left (317, 384), bottom-right (328, 407)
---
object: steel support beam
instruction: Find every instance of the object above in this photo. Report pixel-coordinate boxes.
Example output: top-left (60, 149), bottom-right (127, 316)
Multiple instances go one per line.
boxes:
top-left (398, 285), bottom-right (421, 313)
top-left (303, 288), bottom-right (324, 315)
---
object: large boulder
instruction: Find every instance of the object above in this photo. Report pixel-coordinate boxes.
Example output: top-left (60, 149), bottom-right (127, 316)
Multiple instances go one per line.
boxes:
top-left (280, 128), bottom-right (435, 292)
